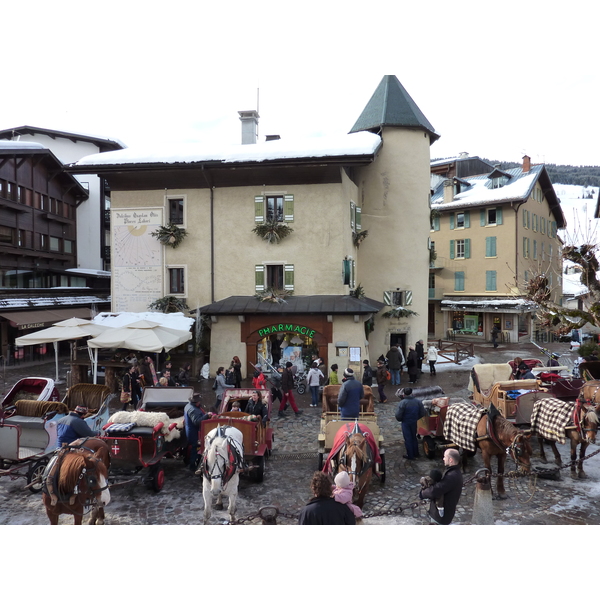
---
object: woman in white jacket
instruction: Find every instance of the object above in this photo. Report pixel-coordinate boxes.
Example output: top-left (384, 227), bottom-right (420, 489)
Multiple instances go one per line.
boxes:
top-left (426, 344), bottom-right (439, 375)
top-left (307, 361), bottom-right (323, 408)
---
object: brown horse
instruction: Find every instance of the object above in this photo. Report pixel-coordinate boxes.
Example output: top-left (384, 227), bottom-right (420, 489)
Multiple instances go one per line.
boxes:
top-left (473, 411), bottom-right (533, 500)
top-left (42, 438), bottom-right (111, 525)
top-left (579, 380), bottom-right (600, 414)
top-left (332, 431), bottom-right (373, 508)
top-left (538, 402), bottom-right (599, 479)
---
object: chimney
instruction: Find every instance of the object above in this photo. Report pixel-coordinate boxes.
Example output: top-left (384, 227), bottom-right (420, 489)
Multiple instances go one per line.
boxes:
top-left (238, 110), bottom-right (259, 145)
top-left (265, 134), bottom-right (280, 142)
top-left (522, 155), bottom-right (531, 173)
top-left (458, 151), bottom-right (469, 159)
top-left (443, 179), bottom-right (454, 203)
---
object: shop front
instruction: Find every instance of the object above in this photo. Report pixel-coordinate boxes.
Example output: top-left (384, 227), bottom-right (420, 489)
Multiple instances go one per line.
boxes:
top-left (199, 295), bottom-right (385, 378)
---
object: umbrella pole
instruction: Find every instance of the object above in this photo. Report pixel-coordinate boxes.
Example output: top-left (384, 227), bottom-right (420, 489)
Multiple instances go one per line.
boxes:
top-left (93, 348), bottom-right (98, 384)
top-left (53, 341), bottom-right (59, 382)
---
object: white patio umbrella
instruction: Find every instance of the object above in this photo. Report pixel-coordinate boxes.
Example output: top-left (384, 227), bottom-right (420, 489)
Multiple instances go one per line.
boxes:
top-left (15, 318), bottom-right (109, 382)
top-left (87, 319), bottom-right (192, 383)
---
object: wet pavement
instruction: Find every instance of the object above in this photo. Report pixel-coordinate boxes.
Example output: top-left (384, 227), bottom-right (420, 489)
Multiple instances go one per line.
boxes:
top-left (1, 339), bottom-right (599, 525)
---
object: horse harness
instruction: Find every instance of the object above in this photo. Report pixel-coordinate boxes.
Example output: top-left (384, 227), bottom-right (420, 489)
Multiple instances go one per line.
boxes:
top-left (483, 405), bottom-right (528, 468)
top-left (338, 433), bottom-right (374, 485)
top-left (201, 427), bottom-right (245, 486)
top-left (42, 438), bottom-right (109, 510)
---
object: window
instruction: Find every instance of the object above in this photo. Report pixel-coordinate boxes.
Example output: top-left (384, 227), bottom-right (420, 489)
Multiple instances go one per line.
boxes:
top-left (541, 217), bottom-right (546, 234)
top-left (40, 234), bottom-right (47, 250)
top-left (450, 238), bottom-right (470, 259)
top-left (450, 211), bottom-right (470, 229)
top-left (486, 270), bottom-right (497, 291)
top-left (7, 182), bottom-right (14, 200)
top-left (429, 273), bottom-right (435, 298)
top-left (64, 240), bottom-right (73, 254)
top-left (485, 236), bottom-right (497, 258)
top-left (168, 267), bottom-right (185, 294)
top-left (50, 237), bottom-right (60, 252)
top-left (522, 209), bottom-right (530, 229)
top-left (255, 263), bottom-right (294, 291)
top-left (480, 207), bottom-right (502, 226)
top-left (533, 239), bottom-right (537, 260)
top-left (254, 194), bottom-right (294, 223)
top-left (40, 195), bottom-right (48, 211)
top-left (454, 271), bottom-right (465, 292)
top-left (491, 176), bottom-right (508, 189)
top-left (431, 214), bottom-right (440, 232)
top-left (541, 242), bottom-right (545, 259)
top-left (532, 214), bottom-right (538, 232)
top-left (383, 290), bottom-right (413, 306)
top-left (350, 201), bottom-right (362, 232)
top-left (0, 225), bottom-right (13, 244)
top-left (167, 198), bottom-right (184, 225)
top-left (523, 237), bottom-right (530, 258)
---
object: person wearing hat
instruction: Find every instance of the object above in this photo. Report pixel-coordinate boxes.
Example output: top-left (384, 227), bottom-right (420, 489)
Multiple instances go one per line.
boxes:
top-left (184, 394), bottom-right (214, 473)
top-left (395, 387), bottom-right (426, 460)
top-left (337, 368), bottom-right (364, 419)
top-left (279, 361), bottom-right (302, 418)
top-left (517, 362), bottom-right (536, 380)
top-left (375, 359), bottom-right (388, 403)
top-left (307, 361), bottom-right (324, 408)
top-left (252, 365), bottom-right (267, 390)
top-left (56, 405), bottom-right (95, 448)
top-left (546, 353), bottom-right (560, 368)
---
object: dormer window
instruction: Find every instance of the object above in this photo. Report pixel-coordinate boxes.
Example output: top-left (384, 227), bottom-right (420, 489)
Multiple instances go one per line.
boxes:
top-left (491, 176), bottom-right (508, 189)
top-left (488, 168), bottom-right (512, 189)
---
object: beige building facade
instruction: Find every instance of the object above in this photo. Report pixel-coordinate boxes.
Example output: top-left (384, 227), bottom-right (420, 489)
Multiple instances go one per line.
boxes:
top-left (429, 157), bottom-right (565, 344)
top-left (70, 75), bottom-right (438, 377)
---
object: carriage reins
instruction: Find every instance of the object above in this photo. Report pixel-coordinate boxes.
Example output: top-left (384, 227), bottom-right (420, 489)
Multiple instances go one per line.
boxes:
top-left (201, 428), bottom-right (245, 486)
top-left (484, 415), bottom-right (529, 469)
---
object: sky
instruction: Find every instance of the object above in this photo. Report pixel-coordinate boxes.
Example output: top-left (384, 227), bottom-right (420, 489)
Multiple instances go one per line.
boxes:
top-left (2, 1), bottom-right (599, 166)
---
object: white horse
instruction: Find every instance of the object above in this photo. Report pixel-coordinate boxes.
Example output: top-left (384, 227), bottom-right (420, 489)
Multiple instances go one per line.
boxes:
top-left (201, 425), bottom-right (245, 524)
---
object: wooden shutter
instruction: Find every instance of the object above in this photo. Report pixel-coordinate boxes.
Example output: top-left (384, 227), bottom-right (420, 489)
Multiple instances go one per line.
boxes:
top-left (522, 210), bottom-right (527, 228)
top-left (465, 239), bottom-right (471, 259)
top-left (496, 207), bottom-right (503, 225)
top-left (450, 213), bottom-right (455, 230)
top-left (283, 195), bottom-right (294, 222)
top-left (433, 215), bottom-right (440, 231)
top-left (254, 196), bottom-right (265, 223)
top-left (355, 206), bottom-right (362, 231)
top-left (350, 202), bottom-right (355, 230)
top-left (486, 236), bottom-right (496, 257)
top-left (455, 272), bottom-right (464, 292)
top-left (255, 265), bottom-right (265, 291)
top-left (486, 270), bottom-right (497, 291)
top-left (383, 290), bottom-right (392, 305)
top-left (404, 290), bottom-right (413, 306)
top-left (464, 211), bottom-right (470, 228)
top-left (480, 209), bottom-right (486, 226)
top-left (450, 240), bottom-right (455, 259)
top-left (284, 264), bottom-right (294, 291)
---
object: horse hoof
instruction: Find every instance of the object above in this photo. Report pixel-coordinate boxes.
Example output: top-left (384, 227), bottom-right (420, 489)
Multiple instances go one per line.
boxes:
top-left (495, 494), bottom-right (508, 501)
top-left (578, 471), bottom-right (587, 479)
top-left (539, 457), bottom-right (548, 464)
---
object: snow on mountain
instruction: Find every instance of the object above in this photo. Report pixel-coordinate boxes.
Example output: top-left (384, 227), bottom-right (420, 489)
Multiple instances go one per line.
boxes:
top-left (553, 183), bottom-right (599, 246)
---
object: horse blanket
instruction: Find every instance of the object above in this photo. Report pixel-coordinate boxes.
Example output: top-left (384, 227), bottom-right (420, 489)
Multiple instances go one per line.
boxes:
top-left (443, 403), bottom-right (486, 452)
top-left (323, 422), bottom-right (381, 473)
top-left (530, 398), bottom-right (575, 444)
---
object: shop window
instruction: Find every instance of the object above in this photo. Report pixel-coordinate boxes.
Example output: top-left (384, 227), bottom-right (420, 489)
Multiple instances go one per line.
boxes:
top-left (454, 271), bottom-right (465, 292)
top-left (450, 238), bottom-right (470, 259)
top-left (168, 197), bottom-right (185, 225)
top-left (485, 236), bottom-right (497, 258)
top-left (168, 267), bottom-right (185, 294)
top-left (254, 194), bottom-right (294, 223)
top-left (486, 270), bottom-right (497, 291)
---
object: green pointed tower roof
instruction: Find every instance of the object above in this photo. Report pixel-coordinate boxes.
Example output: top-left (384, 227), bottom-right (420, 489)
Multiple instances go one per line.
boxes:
top-left (350, 75), bottom-right (439, 142)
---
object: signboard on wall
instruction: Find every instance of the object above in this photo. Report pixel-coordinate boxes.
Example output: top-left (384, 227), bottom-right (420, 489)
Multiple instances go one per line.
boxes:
top-left (111, 208), bottom-right (163, 312)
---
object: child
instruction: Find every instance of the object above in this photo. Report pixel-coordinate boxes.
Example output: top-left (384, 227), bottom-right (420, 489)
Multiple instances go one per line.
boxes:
top-left (332, 471), bottom-right (363, 518)
top-left (231, 401), bottom-right (241, 412)
top-left (420, 469), bottom-right (444, 514)
top-left (329, 364), bottom-right (339, 385)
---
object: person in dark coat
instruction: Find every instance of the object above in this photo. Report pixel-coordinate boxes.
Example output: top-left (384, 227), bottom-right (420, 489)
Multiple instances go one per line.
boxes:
top-left (416, 339), bottom-right (425, 373)
top-left (122, 364), bottom-right (140, 410)
top-left (517, 362), bottom-right (536, 379)
top-left (385, 345), bottom-right (404, 385)
top-left (230, 356), bottom-right (242, 388)
top-left (406, 347), bottom-right (419, 384)
top-left (362, 359), bottom-right (373, 386)
top-left (395, 387), bottom-right (426, 460)
top-left (177, 363), bottom-right (192, 386)
top-left (279, 362), bottom-right (302, 418)
top-left (56, 406), bottom-right (95, 448)
top-left (298, 471), bottom-right (356, 525)
top-left (337, 368), bottom-right (364, 419)
top-left (491, 325), bottom-right (500, 348)
top-left (375, 359), bottom-right (388, 403)
top-left (184, 394), bottom-right (213, 472)
top-left (419, 448), bottom-right (463, 524)
top-left (245, 390), bottom-right (269, 425)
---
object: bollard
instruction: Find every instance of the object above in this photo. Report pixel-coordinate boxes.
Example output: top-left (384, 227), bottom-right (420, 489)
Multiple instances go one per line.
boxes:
top-left (258, 506), bottom-right (279, 525)
top-left (471, 468), bottom-right (494, 525)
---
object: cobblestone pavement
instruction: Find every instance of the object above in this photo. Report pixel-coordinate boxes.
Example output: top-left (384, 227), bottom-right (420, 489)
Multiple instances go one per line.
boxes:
top-left (1, 340), bottom-right (599, 525)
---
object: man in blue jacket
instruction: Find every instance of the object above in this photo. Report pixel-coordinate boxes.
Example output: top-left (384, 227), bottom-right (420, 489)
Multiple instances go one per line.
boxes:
top-left (56, 406), bottom-right (95, 447)
top-left (395, 387), bottom-right (426, 460)
top-left (337, 368), bottom-right (364, 419)
top-left (184, 394), bottom-right (213, 473)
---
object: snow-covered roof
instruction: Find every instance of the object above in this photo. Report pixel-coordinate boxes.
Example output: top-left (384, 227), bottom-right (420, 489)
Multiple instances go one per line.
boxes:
top-left (70, 131), bottom-right (382, 168)
top-left (92, 311), bottom-right (194, 331)
top-left (0, 125), bottom-right (125, 150)
top-left (0, 140), bottom-right (47, 151)
top-left (66, 268), bottom-right (111, 278)
top-left (562, 272), bottom-right (589, 297)
top-left (0, 296), bottom-right (110, 309)
top-left (441, 298), bottom-right (538, 312)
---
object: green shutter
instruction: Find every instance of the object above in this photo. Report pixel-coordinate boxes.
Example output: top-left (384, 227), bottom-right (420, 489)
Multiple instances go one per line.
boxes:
top-left (480, 209), bottom-right (486, 226)
top-left (465, 239), bottom-right (471, 259)
top-left (533, 240), bottom-right (537, 259)
top-left (351, 260), bottom-right (356, 288)
top-left (254, 196), bottom-right (265, 223)
top-left (486, 236), bottom-right (497, 257)
top-left (355, 206), bottom-right (362, 231)
top-left (450, 213), bottom-right (455, 230)
top-left (255, 264), bottom-right (265, 291)
top-left (523, 210), bottom-right (527, 228)
top-left (455, 271), bottom-right (464, 292)
top-left (464, 211), bottom-right (470, 228)
top-left (527, 211), bottom-right (530, 229)
top-left (283, 194), bottom-right (294, 222)
top-left (450, 240), bottom-right (455, 259)
top-left (342, 259), bottom-right (351, 285)
top-left (350, 202), bottom-right (355, 230)
top-left (433, 215), bottom-right (440, 231)
top-left (486, 270), bottom-right (497, 291)
top-left (496, 207), bottom-right (503, 225)
top-left (284, 264), bottom-right (294, 291)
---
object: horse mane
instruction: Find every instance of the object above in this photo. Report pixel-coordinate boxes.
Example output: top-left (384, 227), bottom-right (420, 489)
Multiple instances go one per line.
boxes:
top-left (207, 436), bottom-right (228, 464)
top-left (585, 409), bottom-right (599, 424)
top-left (346, 434), bottom-right (368, 463)
top-left (493, 414), bottom-right (532, 452)
top-left (57, 453), bottom-right (87, 494)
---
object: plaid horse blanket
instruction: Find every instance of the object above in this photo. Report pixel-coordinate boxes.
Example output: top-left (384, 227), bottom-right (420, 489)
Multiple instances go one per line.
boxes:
top-left (530, 398), bottom-right (574, 444)
top-left (443, 403), bottom-right (486, 452)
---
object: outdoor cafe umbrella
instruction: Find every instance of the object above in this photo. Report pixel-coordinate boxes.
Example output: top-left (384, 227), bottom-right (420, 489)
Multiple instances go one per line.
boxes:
top-left (86, 319), bottom-right (192, 383)
top-left (15, 317), bottom-right (109, 382)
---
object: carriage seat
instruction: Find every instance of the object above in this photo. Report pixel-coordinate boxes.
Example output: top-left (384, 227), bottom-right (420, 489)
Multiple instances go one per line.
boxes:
top-left (323, 396), bottom-right (372, 413)
top-left (4, 399), bottom-right (68, 428)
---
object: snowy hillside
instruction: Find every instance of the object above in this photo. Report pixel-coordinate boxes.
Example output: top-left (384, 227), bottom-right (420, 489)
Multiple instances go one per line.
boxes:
top-left (554, 183), bottom-right (599, 245)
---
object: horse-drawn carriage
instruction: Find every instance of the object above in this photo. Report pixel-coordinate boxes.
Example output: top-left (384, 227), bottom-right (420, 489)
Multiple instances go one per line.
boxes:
top-left (100, 386), bottom-right (190, 492)
top-left (199, 388), bottom-right (274, 483)
top-left (2, 377), bottom-right (60, 407)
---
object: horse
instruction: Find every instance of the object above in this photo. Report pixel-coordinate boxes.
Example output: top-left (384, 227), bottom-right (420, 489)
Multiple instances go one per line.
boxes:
top-left (445, 403), bottom-right (532, 500)
top-left (42, 437), bottom-right (111, 525)
top-left (328, 423), bottom-right (375, 508)
top-left (201, 425), bottom-right (245, 524)
top-left (579, 380), bottom-right (600, 414)
top-left (536, 400), bottom-right (599, 479)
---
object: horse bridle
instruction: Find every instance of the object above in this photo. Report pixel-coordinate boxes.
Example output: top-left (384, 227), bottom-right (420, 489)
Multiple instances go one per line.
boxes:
top-left (201, 433), bottom-right (244, 485)
top-left (505, 432), bottom-right (528, 467)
